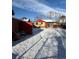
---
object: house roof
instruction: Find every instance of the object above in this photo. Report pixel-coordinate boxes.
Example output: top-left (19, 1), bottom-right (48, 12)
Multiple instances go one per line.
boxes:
top-left (43, 19), bottom-right (57, 22)
top-left (22, 18), bottom-right (29, 21)
top-left (35, 19), bottom-right (58, 22)
top-left (36, 19), bottom-right (45, 22)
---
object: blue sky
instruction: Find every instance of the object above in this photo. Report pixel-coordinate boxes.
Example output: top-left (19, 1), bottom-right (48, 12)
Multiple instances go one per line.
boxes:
top-left (12, 0), bottom-right (66, 21)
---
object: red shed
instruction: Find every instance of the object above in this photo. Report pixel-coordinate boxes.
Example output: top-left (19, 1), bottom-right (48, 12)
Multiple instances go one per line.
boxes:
top-left (12, 17), bottom-right (33, 40)
top-left (19, 20), bottom-right (33, 34)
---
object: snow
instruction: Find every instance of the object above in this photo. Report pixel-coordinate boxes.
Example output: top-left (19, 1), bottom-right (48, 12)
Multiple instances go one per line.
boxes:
top-left (43, 19), bottom-right (57, 22)
top-left (12, 28), bottom-right (66, 59)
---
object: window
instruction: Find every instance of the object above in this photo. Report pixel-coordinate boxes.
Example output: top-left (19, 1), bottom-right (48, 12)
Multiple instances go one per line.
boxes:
top-left (36, 22), bottom-right (38, 25)
top-left (41, 22), bottom-right (43, 24)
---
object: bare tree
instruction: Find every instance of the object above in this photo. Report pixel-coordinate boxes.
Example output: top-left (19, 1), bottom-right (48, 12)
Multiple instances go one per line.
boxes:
top-left (35, 15), bottom-right (46, 20)
top-left (47, 11), bottom-right (54, 19)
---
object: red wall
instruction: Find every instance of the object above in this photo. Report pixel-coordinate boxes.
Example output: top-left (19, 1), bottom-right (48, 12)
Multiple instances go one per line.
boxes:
top-left (19, 21), bottom-right (32, 34)
top-left (12, 18), bottom-right (32, 34)
top-left (12, 18), bottom-right (19, 32)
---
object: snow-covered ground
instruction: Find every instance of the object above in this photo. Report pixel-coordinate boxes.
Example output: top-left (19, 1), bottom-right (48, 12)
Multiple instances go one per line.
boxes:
top-left (12, 28), bottom-right (66, 59)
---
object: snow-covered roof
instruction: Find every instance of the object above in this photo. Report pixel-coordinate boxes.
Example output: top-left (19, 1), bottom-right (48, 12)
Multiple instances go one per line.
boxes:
top-left (36, 19), bottom-right (45, 22)
top-left (20, 17), bottom-right (30, 21)
top-left (22, 18), bottom-right (29, 21)
top-left (43, 19), bottom-right (57, 22)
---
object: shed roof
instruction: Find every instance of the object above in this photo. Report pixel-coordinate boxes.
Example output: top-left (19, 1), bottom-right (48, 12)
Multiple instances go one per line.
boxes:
top-left (36, 19), bottom-right (45, 22)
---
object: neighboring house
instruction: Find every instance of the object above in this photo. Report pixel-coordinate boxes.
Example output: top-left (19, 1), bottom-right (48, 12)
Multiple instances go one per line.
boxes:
top-left (33, 19), bottom-right (60, 28)
top-left (44, 19), bottom-right (60, 28)
top-left (33, 19), bottom-right (47, 28)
